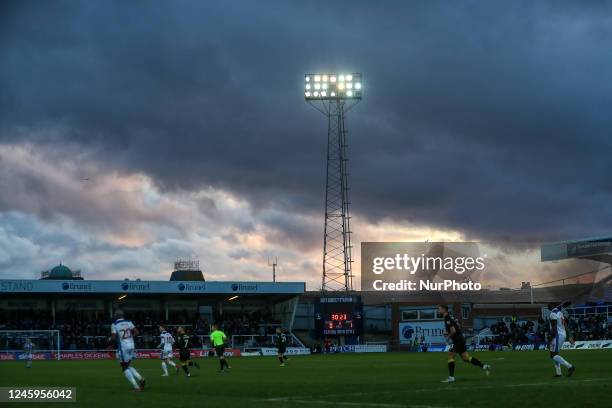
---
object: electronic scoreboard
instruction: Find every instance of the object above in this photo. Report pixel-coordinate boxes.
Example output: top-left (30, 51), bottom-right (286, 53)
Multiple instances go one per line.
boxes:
top-left (315, 296), bottom-right (363, 336)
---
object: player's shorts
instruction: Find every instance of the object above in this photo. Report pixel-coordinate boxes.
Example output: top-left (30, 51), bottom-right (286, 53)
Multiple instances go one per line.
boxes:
top-left (160, 348), bottom-right (173, 359)
top-left (449, 336), bottom-right (467, 354)
top-left (549, 333), bottom-right (566, 353)
top-left (277, 345), bottom-right (287, 354)
top-left (179, 349), bottom-right (191, 362)
top-left (214, 346), bottom-right (225, 357)
top-left (117, 346), bottom-right (135, 363)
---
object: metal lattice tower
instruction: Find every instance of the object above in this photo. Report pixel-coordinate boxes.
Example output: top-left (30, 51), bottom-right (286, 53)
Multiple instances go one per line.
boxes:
top-left (305, 73), bottom-right (362, 292)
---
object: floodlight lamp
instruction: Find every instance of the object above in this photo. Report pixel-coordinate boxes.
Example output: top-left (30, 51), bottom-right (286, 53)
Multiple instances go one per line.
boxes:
top-left (304, 72), bottom-right (362, 100)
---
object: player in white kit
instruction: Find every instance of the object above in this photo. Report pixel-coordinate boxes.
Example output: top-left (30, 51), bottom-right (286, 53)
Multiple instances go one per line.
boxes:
top-left (23, 338), bottom-right (33, 368)
top-left (548, 305), bottom-right (575, 377)
top-left (111, 310), bottom-right (146, 391)
top-left (158, 325), bottom-right (178, 376)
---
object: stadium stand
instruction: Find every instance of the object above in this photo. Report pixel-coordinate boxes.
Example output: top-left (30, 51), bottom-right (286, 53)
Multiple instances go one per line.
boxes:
top-left (0, 309), bottom-right (285, 350)
top-left (473, 307), bottom-right (611, 349)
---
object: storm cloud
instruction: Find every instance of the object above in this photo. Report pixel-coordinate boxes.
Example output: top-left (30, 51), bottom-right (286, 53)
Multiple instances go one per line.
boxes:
top-left (1, 0), bottom-right (612, 285)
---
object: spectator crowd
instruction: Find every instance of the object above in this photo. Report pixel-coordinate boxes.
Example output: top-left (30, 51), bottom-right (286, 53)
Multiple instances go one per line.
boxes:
top-left (477, 312), bottom-right (611, 348)
top-left (0, 309), bottom-right (282, 351)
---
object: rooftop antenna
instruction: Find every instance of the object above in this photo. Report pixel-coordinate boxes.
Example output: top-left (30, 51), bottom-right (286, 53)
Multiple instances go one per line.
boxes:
top-left (268, 257), bottom-right (278, 282)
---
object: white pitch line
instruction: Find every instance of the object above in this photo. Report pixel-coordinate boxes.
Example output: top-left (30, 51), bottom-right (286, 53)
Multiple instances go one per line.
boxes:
top-left (448, 377), bottom-right (612, 392)
top-left (286, 377), bottom-right (612, 400)
top-left (265, 398), bottom-right (457, 408)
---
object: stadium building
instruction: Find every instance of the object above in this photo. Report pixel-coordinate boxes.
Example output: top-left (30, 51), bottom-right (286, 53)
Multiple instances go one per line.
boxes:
top-left (289, 281), bottom-right (611, 353)
top-left (292, 237), bottom-right (612, 351)
top-left (1, 236), bottom-right (611, 359)
top-left (0, 260), bottom-right (307, 358)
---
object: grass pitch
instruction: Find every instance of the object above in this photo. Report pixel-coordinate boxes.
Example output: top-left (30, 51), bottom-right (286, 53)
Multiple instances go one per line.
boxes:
top-left (0, 351), bottom-right (609, 408)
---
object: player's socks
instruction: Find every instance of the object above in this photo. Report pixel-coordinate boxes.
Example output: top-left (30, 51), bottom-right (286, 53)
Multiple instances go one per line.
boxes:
top-left (182, 365), bottom-right (190, 375)
top-left (553, 362), bottom-right (562, 376)
top-left (129, 367), bottom-right (143, 381)
top-left (223, 359), bottom-right (230, 369)
top-left (279, 357), bottom-right (284, 364)
top-left (167, 360), bottom-right (176, 368)
top-left (469, 356), bottom-right (484, 368)
top-left (447, 359), bottom-right (455, 377)
top-left (552, 355), bottom-right (572, 369)
top-left (124, 369), bottom-right (139, 390)
top-left (162, 362), bottom-right (168, 375)
top-left (130, 368), bottom-right (145, 389)
top-left (219, 359), bottom-right (225, 371)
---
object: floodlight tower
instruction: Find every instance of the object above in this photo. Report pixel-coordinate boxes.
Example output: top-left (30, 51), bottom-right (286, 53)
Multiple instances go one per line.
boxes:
top-left (304, 73), bottom-right (362, 292)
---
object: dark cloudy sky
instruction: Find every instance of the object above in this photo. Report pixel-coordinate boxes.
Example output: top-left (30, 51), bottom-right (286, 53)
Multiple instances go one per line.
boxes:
top-left (1, 0), bottom-right (611, 288)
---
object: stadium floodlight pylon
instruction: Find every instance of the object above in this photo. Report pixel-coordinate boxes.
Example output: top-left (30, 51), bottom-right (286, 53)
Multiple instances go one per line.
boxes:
top-left (305, 72), bottom-right (362, 292)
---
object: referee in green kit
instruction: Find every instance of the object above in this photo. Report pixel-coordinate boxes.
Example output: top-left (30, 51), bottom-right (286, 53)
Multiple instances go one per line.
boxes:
top-left (210, 324), bottom-right (231, 372)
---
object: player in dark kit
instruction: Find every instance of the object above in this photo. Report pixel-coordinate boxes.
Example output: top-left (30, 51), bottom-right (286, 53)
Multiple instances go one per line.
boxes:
top-left (176, 326), bottom-right (200, 377)
top-left (439, 305), bottom-right (490, 383)
top-left (275, 327), bottom-right (289, 366)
